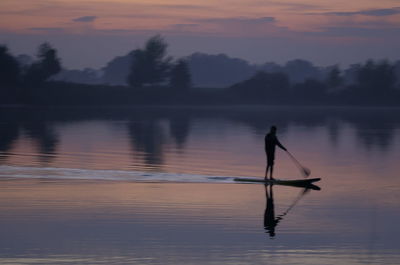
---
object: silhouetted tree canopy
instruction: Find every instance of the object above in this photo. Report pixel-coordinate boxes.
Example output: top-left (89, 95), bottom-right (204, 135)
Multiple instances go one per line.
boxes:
top-left (394, 61), bottom-right (400, 87)
top-left (284, 59), bottom-right (321, 84)
top-left (0, 45), bottom-right (20, 87)
top-left (169, 59), bottom-right (191, 91)
top-left (127, 35), bottom-right (172, 88)
top-left (326, 65), bottom-right (343, 89)
top-left (230, 71), bottom-right (290, 103)
top-left (186, 53), bottom-right (255, 87)
top-left (258, 62), bottom-right (282, 73)
top-left (1, 37), bottom-right (400, 106)
top-left (53, 68), bottom-right (102, 85)
top-left (0, 45), bottom-right (20, 103)
top-left (102, 51), bottom-right (135, 85)
top-left (23, 42), bottom-right (61, 85)
top-left (292, 79), bottom-right (327, 103)
top-left (356, 60), bottom-right (396, 95)
top-left (16, 54), bottom-right (33, 68)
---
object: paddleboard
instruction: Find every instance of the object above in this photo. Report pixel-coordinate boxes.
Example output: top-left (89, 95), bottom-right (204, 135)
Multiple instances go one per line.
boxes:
top-left (234, 177), bottom-right (321, 188)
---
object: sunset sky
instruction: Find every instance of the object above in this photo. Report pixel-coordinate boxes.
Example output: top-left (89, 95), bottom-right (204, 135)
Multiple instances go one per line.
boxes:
top-left (1, 0), bottom-right (399, 69)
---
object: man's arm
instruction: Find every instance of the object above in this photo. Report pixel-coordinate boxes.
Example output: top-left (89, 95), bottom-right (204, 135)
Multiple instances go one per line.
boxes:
top-left (275, 138), bottom-right (287, 151)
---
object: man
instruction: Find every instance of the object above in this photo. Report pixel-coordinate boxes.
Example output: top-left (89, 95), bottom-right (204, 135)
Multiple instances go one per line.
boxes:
top-left (265, 126), bottom-right (287, 180)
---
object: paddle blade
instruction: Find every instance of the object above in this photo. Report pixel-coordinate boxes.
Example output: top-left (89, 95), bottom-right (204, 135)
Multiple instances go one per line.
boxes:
top-left (302, 167), bottom-right (311, 177)
top-left (286, 151), bottom-right (311, 178)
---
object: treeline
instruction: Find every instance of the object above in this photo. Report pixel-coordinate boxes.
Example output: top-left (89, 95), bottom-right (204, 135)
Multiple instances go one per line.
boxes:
top-left (0, 36), bottom-right (193, 105)
top-left (0, 43), bottom-right (61, 104)
top-left (1, 35), bottom-right (400, 106)
top-left (229, 61), bottom-right (400, 105)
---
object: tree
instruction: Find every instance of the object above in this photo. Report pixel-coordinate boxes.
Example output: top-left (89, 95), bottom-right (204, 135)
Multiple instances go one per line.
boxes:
top-left (326, 65), bottom-right (343, 89)
top-left (230, 71), bottom-right (290, 103)
top-left (0, 45), bottom-right (20, 103)
top-left (283, 59), bottom-right (321, 84)
top-left (356, 60), bottom-right (396, 97)
top-left (292, 78), bottom-right (327, 103)
top-left (0, 45), bottom-right (20, 87)
top-left (38, 43), bottom-right (62, 78)
top-left (169, 59), bottom-right (191, 91)
top-left (102, 50), bottom-right (136, 85)
top-left (127, 35), bottom-right (172, 88)
top-left (24, 42), bottom-right (61, 85)
top-left (185, 53), bottom-right (254, 87)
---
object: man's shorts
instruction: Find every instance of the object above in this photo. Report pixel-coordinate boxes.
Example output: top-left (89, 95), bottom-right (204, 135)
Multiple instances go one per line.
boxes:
top-left (267, 154), bottom-right (275, 165)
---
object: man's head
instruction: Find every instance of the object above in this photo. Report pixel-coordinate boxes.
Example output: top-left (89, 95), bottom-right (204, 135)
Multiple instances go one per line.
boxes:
top-left (270, 126), bottom-right (277, 134)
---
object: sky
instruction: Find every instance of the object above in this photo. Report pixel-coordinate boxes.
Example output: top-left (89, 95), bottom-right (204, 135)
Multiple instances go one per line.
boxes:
top-left (1, 0), bottom-right (400, 69)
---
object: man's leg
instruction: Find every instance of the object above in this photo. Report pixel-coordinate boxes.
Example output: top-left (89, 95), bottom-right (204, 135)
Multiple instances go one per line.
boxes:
top-left (269, 160), bottom-right (274, 180)
top-left (265, 164), bottom-right (270, 180)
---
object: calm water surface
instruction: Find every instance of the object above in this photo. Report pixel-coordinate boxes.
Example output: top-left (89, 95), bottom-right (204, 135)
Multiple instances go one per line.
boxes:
top-left (0, 106), bottom-right (399, 264)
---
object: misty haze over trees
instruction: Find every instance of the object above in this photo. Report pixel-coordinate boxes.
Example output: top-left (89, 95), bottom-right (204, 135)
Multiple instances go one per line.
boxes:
top-left (1, 35), bottom-right (400, 106)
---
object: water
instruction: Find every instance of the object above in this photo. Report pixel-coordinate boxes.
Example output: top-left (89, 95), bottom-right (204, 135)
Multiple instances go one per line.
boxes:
top-left (1, 106), bottom-right (400, 264)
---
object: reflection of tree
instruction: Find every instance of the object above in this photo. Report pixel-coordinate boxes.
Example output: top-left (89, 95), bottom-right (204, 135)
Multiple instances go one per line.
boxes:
top-left (328, 120), bottom-right (340, 147)
top-left (0, 109), bottom-right (59, 164)
top-left (127, 120), bottom-right (165, 167)
top-left (344, 110), bottom-right (397, 152)
top-left (354, 122), bottom-right (395, 152)
top-left (2, 107), bottom-right (400, 166)
top-left (225, 109), bottom-right (289, 135)
top-left (23, 122), bottom-right (59, 164)
top-left (169, 115), bottom-right (191, 150)
top-left (0, 122), bottom-right (20, 162)
top-left (356, 129), bottom-right (394, 151)
top-left (228, 108), bottom-right (400, 153)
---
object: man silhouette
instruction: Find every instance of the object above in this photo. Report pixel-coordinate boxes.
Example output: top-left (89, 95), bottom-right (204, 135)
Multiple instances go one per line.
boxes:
top-left (265, 126), bottom-right (287, 180)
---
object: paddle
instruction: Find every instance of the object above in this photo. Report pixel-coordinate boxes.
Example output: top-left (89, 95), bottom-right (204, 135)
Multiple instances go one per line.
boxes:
top-left (286, 151), bottom-right (311, 178)
top-left (277, 187), bottom-right (311, 219)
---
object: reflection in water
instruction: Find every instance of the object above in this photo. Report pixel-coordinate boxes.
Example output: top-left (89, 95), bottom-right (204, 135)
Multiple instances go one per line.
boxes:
top-left (0, 114), bottom-right (59, 164)
top-left (126, 112), bottom-right (191, 168)
top-left (264, 184), bottom-right (320, 238)
top-left (231, 108), bottom-right (400, 152)
top-left (169, 114), bottom-right (191, 150)
top-left (1, 107), bottom-right (400, 169)
top-left (1, 107), bottom-right (400, 265)
top-left (348, 113), bottom-right (397, 151)
top-left (23, 122), bottom-right (59, 164)
top-left (0, 122), bottom-right (20, 162)
top-left (127, 120), bottom-right (165, 168)
top-left (264, 185), bottom-right (281, 237)
top-left (327, 121), bottom-right (340, 147)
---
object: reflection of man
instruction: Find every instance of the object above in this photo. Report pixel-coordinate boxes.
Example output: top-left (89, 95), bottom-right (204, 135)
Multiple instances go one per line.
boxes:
top-left (264, 185), bottom-right (281, 238)
top-left (265, 126), bottom-right (286, 180)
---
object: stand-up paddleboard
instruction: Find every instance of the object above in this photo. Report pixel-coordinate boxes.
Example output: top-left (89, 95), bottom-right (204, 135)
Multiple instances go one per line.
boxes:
top-left (234, 177), bottom-right (321, 189)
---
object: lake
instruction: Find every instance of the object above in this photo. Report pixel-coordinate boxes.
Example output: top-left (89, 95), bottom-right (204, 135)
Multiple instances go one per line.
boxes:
top-left (0, 106), bottom-right (399, 264)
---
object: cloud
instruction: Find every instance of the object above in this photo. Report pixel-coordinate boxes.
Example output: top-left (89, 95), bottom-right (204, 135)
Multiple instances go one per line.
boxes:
top-left (72, 16), bottom-right (97, 22)
top-left (170, 24), bottom-right (200, 31)
top-left (261, 1), bottom-right (323, 11)
top-left (321, 7), bottom-right (400, 17)
top-left (152, 16), bottom-right (282, 37)
top-left (198, 17), bottom-right (276, 24)
top-left (305, 26), bottom-right (400, 39)
top-left (28, 27), bottom-right (65, 32)
top-left (198, 17), bottom-right (286, 37)
top-left (151, 4), bottom-right (212, 10)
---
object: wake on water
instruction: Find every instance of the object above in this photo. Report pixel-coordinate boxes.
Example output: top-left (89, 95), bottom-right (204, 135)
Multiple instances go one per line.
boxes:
top-left (0, 165), bottom-right (238, 184)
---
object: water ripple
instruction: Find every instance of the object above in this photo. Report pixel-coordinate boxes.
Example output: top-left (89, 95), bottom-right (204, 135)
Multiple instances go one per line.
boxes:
top-left (0, 165), bottom-right (241, 183)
